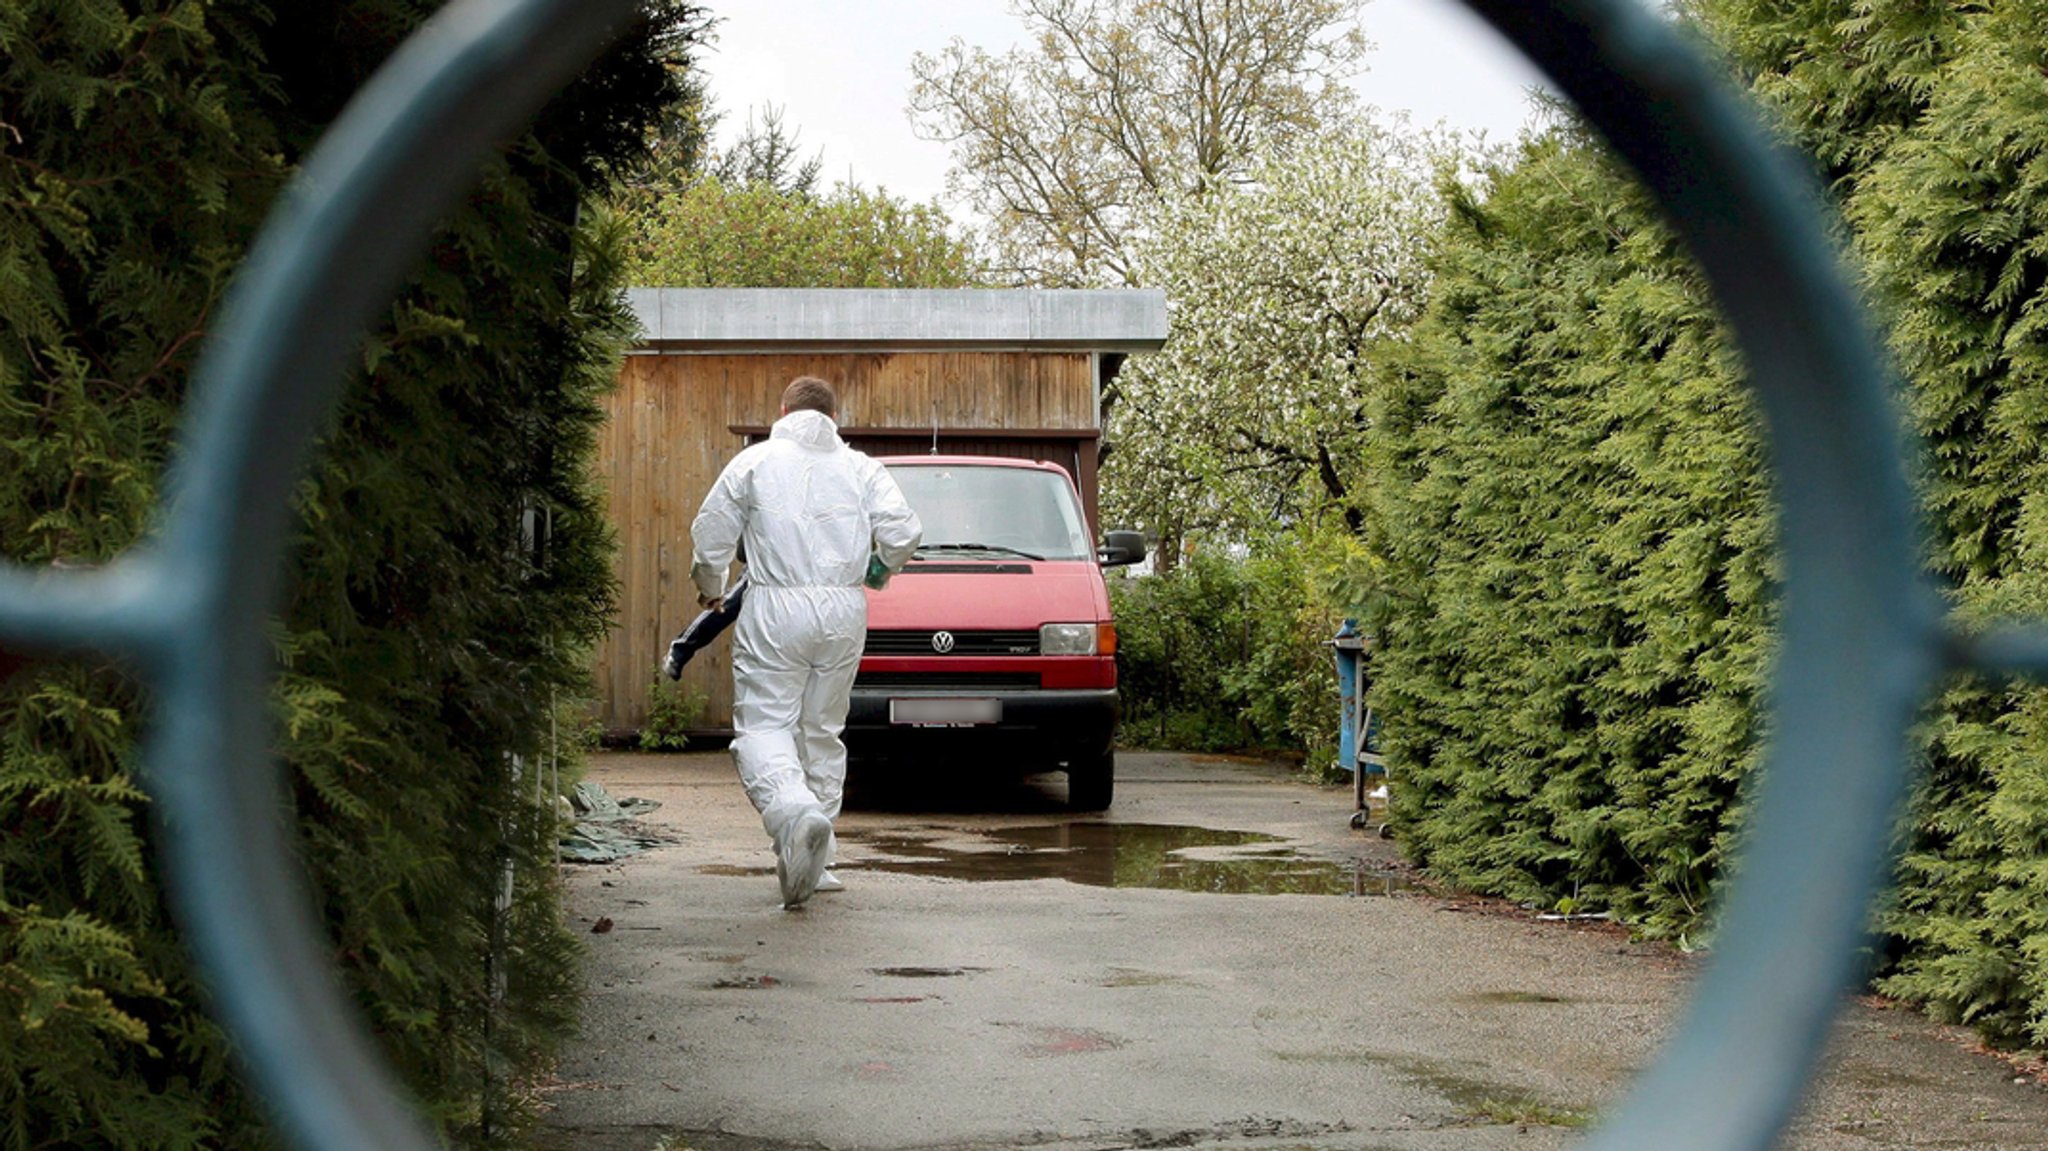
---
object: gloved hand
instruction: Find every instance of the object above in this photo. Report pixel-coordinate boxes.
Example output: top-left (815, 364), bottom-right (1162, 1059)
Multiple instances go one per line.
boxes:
top-left (863, 552), bottom-right (892, 590)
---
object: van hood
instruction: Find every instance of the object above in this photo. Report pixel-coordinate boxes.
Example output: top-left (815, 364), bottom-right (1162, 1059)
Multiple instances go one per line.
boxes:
top-left (864, 561), bottom-right (1109, 630)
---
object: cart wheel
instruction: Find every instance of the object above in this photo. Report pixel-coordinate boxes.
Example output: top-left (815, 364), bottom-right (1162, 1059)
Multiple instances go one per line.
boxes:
top-left (1349, 811), bottom-right (1369, 830)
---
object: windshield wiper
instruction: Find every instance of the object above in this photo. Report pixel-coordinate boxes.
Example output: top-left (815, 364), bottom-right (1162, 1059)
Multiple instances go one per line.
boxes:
top-left (915, 542), bottom-right (1046, 561)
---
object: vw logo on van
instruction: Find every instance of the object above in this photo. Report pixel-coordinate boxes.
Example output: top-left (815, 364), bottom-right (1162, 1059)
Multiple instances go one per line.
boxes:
top-left (930, 631), bottom-right (956, 653)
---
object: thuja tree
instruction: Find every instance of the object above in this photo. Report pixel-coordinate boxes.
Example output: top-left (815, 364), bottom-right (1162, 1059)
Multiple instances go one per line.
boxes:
top-left (1366, 0), bottom-right (2048, 1046)
top-left (1712, 0), bottom-right (2048, 1048)
top-left (1362, 129), bottom-right (1777, 938)
top-left (0, 1), bottom-right (697, 1146)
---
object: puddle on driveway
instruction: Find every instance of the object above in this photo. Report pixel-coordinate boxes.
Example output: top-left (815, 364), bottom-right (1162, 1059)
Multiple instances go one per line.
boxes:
top-left (831, 822), bottom-right (1423, 897)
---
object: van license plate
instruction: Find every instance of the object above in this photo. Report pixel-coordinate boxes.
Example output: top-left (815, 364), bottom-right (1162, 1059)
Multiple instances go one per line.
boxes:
top-left (890, 698), bottom-right (1001, 726)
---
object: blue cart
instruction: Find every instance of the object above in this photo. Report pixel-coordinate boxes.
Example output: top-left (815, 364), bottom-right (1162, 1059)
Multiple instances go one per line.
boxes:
top-left (1331, 620), bottom-right (1387, 833)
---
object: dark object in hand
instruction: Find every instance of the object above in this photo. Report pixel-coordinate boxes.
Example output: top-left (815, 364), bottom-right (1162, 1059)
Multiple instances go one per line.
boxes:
top-left (663, 573), bottom-right (748, 679)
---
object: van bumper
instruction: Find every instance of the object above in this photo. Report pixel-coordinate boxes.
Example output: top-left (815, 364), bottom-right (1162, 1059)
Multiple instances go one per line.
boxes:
top-left (844, 687), bottom-right (1119, 764)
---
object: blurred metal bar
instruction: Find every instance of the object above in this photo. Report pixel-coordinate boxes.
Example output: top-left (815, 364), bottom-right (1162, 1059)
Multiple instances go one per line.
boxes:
top-left (0, 559), bottom-right (179, 660)
top-left (1946, 623), bottom-right (2048, 679)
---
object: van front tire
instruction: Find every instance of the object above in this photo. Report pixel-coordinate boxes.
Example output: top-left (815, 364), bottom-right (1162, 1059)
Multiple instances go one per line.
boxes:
top-left (1067, 749), bottom-right (1114, 811)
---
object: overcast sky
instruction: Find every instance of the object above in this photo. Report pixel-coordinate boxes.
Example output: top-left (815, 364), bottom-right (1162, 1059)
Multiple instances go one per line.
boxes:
top-left (697, 0), bottom-right (1552, 207)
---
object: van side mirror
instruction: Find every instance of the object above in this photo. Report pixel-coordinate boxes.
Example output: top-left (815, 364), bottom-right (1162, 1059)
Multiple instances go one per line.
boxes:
top-left (1098, 529), bottom-right (1148, 567)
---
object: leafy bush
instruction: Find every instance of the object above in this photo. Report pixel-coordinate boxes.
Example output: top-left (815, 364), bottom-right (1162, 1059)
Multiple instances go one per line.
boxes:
top-left (1110, 527), bottom-right (1350, 772)
top-left (627, 178), bottom-right (982, 288)
top-left (1225, 533), bottom-right (1355, 780)
top-left (640, 678), bottom-right (705, 752)
top-left (1702, 0), bottom-right (2048, 1049)
top-left (1112, 552), bottom-right (1261, 753)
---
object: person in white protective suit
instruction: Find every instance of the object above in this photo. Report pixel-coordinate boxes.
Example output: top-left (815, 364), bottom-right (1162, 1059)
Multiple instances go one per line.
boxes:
top-left (688, 376), bottom-right (922, 908)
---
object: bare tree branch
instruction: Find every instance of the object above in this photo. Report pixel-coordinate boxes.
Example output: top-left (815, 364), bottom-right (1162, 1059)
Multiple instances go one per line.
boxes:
top-left (911, 0), bottom-right (1365, 286)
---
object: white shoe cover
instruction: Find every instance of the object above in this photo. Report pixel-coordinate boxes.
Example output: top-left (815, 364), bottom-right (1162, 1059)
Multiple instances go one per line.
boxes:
top-left (779, 810), bottom-right (833, 907)
top-left (814, 869), bottom-right (844, 893)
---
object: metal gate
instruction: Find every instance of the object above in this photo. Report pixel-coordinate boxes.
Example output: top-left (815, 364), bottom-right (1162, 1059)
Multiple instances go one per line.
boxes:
top-left (0, 2), bottom-right (2025, 1150)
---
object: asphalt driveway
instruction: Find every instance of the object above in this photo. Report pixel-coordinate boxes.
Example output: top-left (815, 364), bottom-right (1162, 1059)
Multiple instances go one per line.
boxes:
top-left (537, 750), bottom-right (2048, 1151)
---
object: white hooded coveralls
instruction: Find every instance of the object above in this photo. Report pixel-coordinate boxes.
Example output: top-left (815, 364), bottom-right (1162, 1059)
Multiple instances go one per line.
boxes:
top-left (689, 409), bottom-right (922, 838)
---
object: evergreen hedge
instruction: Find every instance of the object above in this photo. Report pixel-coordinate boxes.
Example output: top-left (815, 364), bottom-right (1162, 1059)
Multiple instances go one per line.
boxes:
top-left (1366, 0), bottom-right (2048, 1048)
top-left (1364, 131), bottom-right (1775, 939)
top-left (0, 1), bottom-right (693, 1145)
top-left (1751, 0), bottom-right (2048, 1051)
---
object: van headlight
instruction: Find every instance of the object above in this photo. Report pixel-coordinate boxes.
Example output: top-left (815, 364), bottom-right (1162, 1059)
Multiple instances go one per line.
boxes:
top-left (1040, 622), bottom-right (1114, 655)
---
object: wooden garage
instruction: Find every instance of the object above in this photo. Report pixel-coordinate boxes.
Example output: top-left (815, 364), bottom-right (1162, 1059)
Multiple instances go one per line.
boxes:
top-left (593, 288), bottom-right (1169, 734)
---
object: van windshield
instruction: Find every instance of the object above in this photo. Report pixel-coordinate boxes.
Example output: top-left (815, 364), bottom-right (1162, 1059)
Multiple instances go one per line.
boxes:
top-left (887, 464), bottom-right (1094, 562)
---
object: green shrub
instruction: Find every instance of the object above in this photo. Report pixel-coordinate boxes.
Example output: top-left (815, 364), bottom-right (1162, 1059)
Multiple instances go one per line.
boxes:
top-left (1226, 531), bottom-right (1354, 779)
top-left (1110, 526), bottom-right (1351, 770)
top-left (1112, 552), bottom-right (1260, 753)
top-left (640, 679), bottom-right (705, 752)
top-left (1711, 0), bottom-right (2048, 1050)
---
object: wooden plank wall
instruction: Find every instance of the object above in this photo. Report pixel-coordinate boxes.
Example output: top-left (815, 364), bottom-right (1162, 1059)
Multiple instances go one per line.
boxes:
top-left (594, 350), bottom-right (1097, 732)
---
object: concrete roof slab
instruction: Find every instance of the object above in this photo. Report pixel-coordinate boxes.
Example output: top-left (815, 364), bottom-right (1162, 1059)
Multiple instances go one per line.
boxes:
top-left (627, 288), bottom-right (1168, 351)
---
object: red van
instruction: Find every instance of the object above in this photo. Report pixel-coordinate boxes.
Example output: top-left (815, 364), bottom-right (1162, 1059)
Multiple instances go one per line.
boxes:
top-left (845, 455), bottom-right (1147, 809)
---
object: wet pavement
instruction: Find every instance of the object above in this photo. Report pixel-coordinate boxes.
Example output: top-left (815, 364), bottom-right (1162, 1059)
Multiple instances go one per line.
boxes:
top-left (538, 751), bottom-right (2048, 1151)
top-left (704, 822), bottom-right (1429, 898)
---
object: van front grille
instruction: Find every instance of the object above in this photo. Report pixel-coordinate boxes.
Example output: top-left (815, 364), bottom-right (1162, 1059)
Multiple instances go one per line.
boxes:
top-left (854, 672), bottom-right (1041, 691)
top-left (864, 629), bottom-right (1039, 656)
